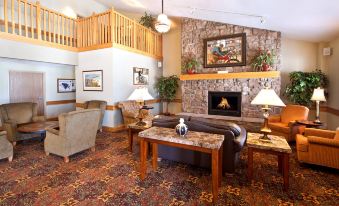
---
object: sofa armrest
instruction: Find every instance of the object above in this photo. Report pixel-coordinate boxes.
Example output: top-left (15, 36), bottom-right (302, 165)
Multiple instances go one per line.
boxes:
top-left (305, 128), bottom-right (336, 139)
top-left (268, 115), bottom-right (281, 123)
top-left (308, 136), bottom-right (339, 148)
top-left (32, 116), bottom-right (46, 122)
top-left (47, 128), bottom-right (59, 136)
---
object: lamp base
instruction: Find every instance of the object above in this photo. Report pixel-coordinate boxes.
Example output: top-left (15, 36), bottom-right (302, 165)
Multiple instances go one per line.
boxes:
top-left (313, 119), bottom-right (322, 124)
top-left (136, 118), bottom-right (147, 126)
top-left (260, 128), bottom-right (272, 141)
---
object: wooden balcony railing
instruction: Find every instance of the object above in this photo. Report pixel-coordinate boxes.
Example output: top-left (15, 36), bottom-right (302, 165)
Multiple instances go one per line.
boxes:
top-left (0, 1), bottom-right (162, 59)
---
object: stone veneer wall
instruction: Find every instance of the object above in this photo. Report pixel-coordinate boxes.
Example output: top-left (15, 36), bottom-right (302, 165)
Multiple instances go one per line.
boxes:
top-left (181, 18), bottom-right (282, 118)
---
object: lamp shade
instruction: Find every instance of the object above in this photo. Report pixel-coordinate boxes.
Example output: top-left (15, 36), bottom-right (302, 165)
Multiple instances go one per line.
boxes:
top-left (251, 88), bottom-right (286, 107)
top-left (155, 14), bottom-right (171, 33)
top-left (128, 87), bottom-right (154, 102)
top-left (311, 87), bottom-right (326, 102)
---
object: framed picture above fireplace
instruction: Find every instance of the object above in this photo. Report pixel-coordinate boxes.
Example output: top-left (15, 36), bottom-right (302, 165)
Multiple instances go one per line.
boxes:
top-left (204, 33), bottom-right (246, 68)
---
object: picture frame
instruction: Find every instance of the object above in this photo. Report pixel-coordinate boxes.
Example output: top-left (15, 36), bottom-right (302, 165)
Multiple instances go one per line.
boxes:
top-left (203, 33), bottom-right (246, 68)
top-left (82, 70), bottom-right (103, 91)
top-left (57, 79), bottom-right (76, 93)
top-left (133, 67), bottom-right (149, 85)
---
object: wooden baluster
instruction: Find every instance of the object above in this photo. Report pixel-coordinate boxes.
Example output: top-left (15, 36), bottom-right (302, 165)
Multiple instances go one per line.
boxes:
top-left (24, 1), bottom-right (27, 37)
top-left (36, 1), bottom-right (41, 40)
top-left (70, 19), bottom-right (73, 47)
top-left (30, 4), bottom-right (33, 38)
top-left (4, 0), bottom-right (8, 33)
top-left (48, 11), bottom-right (51, 41)
top-left (111, 8), bottom-right (115, 43)
top-left (61, 17), bottom-right (64, 45)
top-left (53, 13), bottom-right (56, 43)
top-left (102, 15), bottom-right (104, 44)
top-left (18, 0), bottom-right (21, 35)
top-left (11, 0), bottom-right (14, 34)
top-left (58, 15), bottom-right (60, 43)
top-left (65, 18), bottom-right (68, 46)
top-left (43, 10), bottom-right (46, 40)
top-left (133, 20), bottom-right (136, 48)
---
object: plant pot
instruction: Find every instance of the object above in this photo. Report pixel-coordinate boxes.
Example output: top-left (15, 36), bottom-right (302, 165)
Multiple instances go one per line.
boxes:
top-left (262, 64), bottom-right (270, 71)
top-left (187, 69), bottom-right (195, 74)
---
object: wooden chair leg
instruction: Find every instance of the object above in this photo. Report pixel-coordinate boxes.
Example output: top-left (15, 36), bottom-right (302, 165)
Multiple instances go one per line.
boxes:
top-left (90, 147), bottom-right (96, 152)
top-left (64, 156), bottom-right (69, 163)
top-left (8, 156), bottom-right (13, 162)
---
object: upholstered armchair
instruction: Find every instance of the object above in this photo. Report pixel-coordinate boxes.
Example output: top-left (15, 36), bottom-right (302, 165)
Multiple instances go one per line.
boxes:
top-left (0, 131), bottom-right (13, 162)
top-left (0, 102), bottom-right (46, 145)
top-left (83, 100), bottom-right (107, 132)
top-left (118, 100), bottom-right (153, 125)
top-left (268, 104), bottom-right (309, 142)
top-left (44, 109), bottom-right (101, 163)
top-left (296, 128), bottom-right (339, 169)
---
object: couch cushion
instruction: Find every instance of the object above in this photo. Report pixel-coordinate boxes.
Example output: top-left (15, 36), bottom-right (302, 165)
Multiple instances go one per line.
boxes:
top-left (189, 117), bottom-right (241, 136)
top-left (4, 103), bottom-right (34, 124)
top-left (268, 122), bottom-right (289, 133)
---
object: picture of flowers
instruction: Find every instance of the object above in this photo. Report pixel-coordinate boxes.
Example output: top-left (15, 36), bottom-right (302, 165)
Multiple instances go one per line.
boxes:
top-left (82, 70), bottom-right (103, 91)
top-left (204, 33), bottom-right (246, 68)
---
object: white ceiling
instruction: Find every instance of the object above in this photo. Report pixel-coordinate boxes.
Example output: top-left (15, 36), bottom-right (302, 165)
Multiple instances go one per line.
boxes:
top-left (92, 0), bottom-right (339, 42)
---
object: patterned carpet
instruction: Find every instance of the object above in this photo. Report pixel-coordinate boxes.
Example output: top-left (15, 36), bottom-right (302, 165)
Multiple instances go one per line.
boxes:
top-left (0, 131), bottom-right (338, 206)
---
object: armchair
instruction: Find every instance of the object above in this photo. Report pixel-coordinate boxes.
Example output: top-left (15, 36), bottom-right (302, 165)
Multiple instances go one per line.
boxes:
top-left (0, 131), bottom-right (13, 162)
top-left (83, 100), bottom-right (107, 132)
top-left (118, 100), bottom-right (153, 125)
top-left (268, 104), bottom-right (309, 142)
top-left (44, 109), bottom-right (101, 163)
top-left (296, 128), bottom-right (339, 169)
top-left (0, 102), bottom-right (46, 145)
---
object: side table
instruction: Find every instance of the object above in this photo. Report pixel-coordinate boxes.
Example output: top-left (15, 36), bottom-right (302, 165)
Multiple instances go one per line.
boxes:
top-left (247, 132), bottom-right (292, 191)
top-left (127, 121), bottom-right (152, 152)
top-left (296, 120), bottom-right (326, 134)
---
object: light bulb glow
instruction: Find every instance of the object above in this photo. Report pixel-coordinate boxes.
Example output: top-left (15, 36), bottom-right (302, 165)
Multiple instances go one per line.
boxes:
top-left (155, 14), bottom-right (171, 33)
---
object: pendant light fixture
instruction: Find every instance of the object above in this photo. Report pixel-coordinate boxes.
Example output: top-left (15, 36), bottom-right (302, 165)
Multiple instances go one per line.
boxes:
top-left (155, 0), bottom-right (171, 33)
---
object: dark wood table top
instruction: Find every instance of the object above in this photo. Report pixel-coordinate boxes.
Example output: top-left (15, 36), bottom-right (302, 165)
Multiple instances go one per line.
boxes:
top-left (296, 120), bottom-right (323, 127)
top-left (17, 121), bottom-right (59, 133)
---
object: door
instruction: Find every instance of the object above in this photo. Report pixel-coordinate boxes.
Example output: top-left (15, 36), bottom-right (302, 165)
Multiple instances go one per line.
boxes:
top-left (9, 71), bottom-right (45, 115)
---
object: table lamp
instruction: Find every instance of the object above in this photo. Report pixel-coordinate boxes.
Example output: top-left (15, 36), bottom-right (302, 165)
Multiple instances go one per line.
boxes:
top-left (251, 88), bottom-right (286, 140)
top-left (128, 87), bottom-right (154, 126)
top-left (311, 87), bottom-right (326, 124)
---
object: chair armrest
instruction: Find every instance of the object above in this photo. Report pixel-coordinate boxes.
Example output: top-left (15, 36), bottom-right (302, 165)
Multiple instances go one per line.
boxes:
top-left (32, 116), bottom-right (46, 122)
top-left (47, 128), bottom-right (59, 136)
top-left (268, 115), bottom-right (281, 123)
top-left (123, 111), bottom-right (139, 118)
top-left (3, 120), bottom-right (17, 128)
top-left (308, 136), bottom-right (339, 148)
top-left (0, 131), bottom-right (7, 135)
top-left (305, 128), bottom-right (336, 139)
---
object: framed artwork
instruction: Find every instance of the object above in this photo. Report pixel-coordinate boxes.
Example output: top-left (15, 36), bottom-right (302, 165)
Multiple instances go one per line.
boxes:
top-left (133, 67), bottom-right (149, 85)
top-left (82, 70), bottom-right (103, 91)
top-left (57, 79), bottom-right (76, 93)
top-left (203, 33), bottom-right (246, 68)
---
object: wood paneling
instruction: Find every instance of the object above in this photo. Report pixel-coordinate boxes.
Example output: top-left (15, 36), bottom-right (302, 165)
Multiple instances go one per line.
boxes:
top-left (180, 71), bottom-right (281, 81)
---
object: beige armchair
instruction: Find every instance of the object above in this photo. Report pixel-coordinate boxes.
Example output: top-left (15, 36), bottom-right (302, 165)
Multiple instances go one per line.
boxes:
top-left (268, 105), bottom-right (309, 142)
top-left (0, 131), bottom-right (13, 162)
top-left (296, 128), bottom-right (339, 169)
top-left (44, 109), bottom-right (101, 163)
top-left (83, 100), bottom-right (107, 132)
top-left (118, 100), bottom-right (153, 125)
top-left (0, 102), bottom-right (46, 145)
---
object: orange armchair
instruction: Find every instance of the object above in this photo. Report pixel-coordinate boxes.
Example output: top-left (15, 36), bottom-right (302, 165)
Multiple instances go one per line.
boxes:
top-left (268, 105), bottom-right (309, 142)
top-left (296, 128), bottom-right (339, 169)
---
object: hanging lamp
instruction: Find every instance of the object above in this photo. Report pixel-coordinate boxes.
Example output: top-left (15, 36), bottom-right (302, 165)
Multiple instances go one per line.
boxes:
top-left (155, 0), bottom-right (171, 33)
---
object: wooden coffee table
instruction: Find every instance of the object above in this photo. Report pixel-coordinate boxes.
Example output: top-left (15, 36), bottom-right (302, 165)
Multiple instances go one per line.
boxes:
top-left (138, 126), bottom-right (224, 203)
top-left (17, 121), bottom-right (59, 138)
top-left (247, 132), bottom-right (292, 191)
top-left (127, 121), bottom-right (152, 152)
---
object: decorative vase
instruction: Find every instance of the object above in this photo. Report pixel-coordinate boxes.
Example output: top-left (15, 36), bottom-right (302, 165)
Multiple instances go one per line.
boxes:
top-left (175, 118), bottom-right (188, 137)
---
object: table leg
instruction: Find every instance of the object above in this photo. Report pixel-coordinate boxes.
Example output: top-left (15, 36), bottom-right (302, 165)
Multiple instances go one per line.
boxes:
top-left (128, 128), bottom-right (133, 152)
top-left (211, 149), bottom-right (219, 203)
top-left (152, 143), bottom-right (158, 171)
top-left (247, 147), bottom-right (253, 180)
top-left (278, 154), bottom-right (283, 174)
top-left (283, 153), bottom-right (289, 191)
top-left (218, 145), bottom-right (223, 186)
top-left (140, 138), bottom-right (148, 180)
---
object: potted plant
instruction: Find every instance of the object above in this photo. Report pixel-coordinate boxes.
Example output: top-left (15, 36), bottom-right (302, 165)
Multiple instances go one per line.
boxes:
top-left (285, 69), bottom-right (328, 107)
top-left (139, 12), bottom-right (156, 31)
top-left (182, 56), bottom-right (200, 74)
top-left (155, 75), bottom-right (179, 115)
top-left (251, 49), bottom-right (275, 71)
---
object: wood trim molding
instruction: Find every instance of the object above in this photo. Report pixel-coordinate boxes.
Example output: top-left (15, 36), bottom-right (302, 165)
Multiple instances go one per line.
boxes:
top-left (76, 99), bottom-right (161, 111)
top-left (180, 71), bottom-right (280, 81)
top-left (113, 43), bottom-right (163, 60)
top-left (46, 99), bottom-right (76, 105)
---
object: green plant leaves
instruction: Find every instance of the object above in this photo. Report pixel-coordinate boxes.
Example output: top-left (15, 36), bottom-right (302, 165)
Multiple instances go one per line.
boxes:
top-left (155, 75), bottom-right (179, 102)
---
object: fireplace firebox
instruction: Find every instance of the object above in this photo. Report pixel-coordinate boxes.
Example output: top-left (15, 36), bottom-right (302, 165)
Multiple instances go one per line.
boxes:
top-left (208, 91), bottom-right (242, 117)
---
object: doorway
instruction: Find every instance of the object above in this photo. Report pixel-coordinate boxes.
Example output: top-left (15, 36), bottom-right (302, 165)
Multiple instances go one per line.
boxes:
top-left (9, 71), bottom-right (45, 115)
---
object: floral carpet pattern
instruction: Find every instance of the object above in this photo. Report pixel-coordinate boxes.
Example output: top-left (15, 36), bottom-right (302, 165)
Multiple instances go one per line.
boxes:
top-left (0, 131), bottom-right (338, 206)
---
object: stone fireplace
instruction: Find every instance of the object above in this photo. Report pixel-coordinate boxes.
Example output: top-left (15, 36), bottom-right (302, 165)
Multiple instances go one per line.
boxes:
top-left (208, 91), bottom-right (242, 117)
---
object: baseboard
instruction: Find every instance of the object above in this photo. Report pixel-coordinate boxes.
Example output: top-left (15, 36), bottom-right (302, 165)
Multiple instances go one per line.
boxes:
top-left (102, 124), bottom-right (126, 132)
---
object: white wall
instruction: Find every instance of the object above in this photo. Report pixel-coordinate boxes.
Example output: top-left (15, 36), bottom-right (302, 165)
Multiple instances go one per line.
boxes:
top-left (0, 57), bottom-right (76, 118)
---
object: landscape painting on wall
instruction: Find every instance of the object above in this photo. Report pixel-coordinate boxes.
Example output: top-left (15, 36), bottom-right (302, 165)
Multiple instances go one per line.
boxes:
top-left (57, 79), bottom-right (75, 93)
top-left (82, 70), bottom-right (103, 91)
top-left (204, 33), bottom-right (246, 68)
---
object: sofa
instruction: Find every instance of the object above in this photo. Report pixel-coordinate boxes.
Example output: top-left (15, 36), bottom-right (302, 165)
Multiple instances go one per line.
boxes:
top-left (0, 102), bottom-right (46, 145)
top-left (83, 100), bottom-right (107, 132)
top-left (152, 116), bottom-right (247, 173)
top-left (0, 131), bottom-right (13, 162)
top-left (296, 128), bottom-right (339, 169)
top-left (44, 109), bottom-right (101, 163)
top-left (268, 104), bottom-right (309, 142)
top-left (118, 100), bottom-right (153, 125)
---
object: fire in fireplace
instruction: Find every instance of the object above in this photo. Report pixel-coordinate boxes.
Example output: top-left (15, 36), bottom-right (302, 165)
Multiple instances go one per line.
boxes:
top-left (208, 91), bottom-right (242, 117)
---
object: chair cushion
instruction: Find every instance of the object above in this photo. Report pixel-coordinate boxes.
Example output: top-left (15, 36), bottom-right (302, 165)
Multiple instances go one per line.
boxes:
top-left (4, 103), bottom-right (34, 124)
top-left (268, 122), bottom-right (289, 133)
top-left (280, 105), bottom-right (309, 124)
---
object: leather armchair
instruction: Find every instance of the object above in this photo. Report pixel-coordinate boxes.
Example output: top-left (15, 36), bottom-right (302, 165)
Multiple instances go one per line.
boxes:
top-left (118, 100), bottom-right (153, 125)
top-left (268, 104), bottom-right (309, 142)
top-left (44, 109), bottom-right (101, 163)
top-left (83, 100), bottom-right (107, 132)
top-left (0, 131), bottom-right (13, 162)
top-left (296, 128), bottom-right (339, 169)
top-left (0, 102), bottom-right (46, 145)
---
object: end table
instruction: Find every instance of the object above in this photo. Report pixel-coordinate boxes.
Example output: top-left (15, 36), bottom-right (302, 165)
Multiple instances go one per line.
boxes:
top-left (127, 121), bottom-right (152, 152)
top-left (247, 132), bottom-right (292, 191)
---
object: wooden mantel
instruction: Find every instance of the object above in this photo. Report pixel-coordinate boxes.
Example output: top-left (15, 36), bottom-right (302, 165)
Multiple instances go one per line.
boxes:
top-left (180, 71), bottom-right (280, 81)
